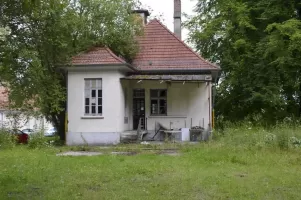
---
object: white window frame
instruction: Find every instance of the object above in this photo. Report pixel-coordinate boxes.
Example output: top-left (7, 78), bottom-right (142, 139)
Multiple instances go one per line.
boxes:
top-left (150, 89), bottom-right (167, 116)
top-left (84, 78), bottom-right (102, 116)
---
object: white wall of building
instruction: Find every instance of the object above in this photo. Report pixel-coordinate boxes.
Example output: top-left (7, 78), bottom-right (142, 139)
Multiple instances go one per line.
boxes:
top-left (66, 67), bottom-right (212, 145)
top-left (66, 68), bottom-right (127, 145)
top-left (0, 111), bottom-right (52, 131)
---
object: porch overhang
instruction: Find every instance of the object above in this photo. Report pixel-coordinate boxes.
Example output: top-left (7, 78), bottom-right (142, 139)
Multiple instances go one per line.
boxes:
top-left (121, 74), bottom-right (212, 82)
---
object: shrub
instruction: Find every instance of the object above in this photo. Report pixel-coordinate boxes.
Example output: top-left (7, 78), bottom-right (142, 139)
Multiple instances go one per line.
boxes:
top-left (289, 137), bottom-right (301, 148)
top-left (28, 131), bottom-right (50, 149)
top-left (264, 133), bottom-right (276, 146)
top-left (0, 128), bottom-right (17, 149)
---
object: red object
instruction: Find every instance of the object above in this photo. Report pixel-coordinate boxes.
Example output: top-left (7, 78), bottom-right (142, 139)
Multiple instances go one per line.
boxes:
top-left (10, 129), bottom-right (29, 144)
top-left (133, 19), bottom-right (218, 70)
top-left (72, 47), bottom-right (126, 65)
top-left (71, 20), bottom-right (218, 71)
top-left (17, 133), bottom-right (28, 144)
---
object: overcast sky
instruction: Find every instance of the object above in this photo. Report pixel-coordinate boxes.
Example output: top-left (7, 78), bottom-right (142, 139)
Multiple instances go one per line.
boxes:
top-left (139, 0), bottom-right (198, 42)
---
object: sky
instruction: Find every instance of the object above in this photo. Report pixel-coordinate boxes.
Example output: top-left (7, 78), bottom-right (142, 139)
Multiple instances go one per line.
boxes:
top-left (139, 0), bottom-right (198, 42)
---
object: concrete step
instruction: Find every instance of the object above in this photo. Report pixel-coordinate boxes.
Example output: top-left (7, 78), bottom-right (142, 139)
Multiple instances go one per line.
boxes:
top-left (121, 131), bottom-right (138, 143)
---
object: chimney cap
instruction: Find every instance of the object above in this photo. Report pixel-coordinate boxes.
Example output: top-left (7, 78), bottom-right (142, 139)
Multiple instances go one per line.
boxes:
top-left (132, 9), bottom-right (150, 17)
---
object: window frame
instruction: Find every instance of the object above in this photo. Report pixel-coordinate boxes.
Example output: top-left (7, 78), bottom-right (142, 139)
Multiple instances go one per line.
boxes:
top-left (150, 89), bottom-right (167, 116)
top-left (84, 78), bottom-right (102, 116)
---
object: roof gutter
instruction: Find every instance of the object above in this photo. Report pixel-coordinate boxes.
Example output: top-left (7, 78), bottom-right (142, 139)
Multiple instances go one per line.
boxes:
top-left (60, 63), bottom-right (138, 72)
top-left (135, 69), bottom-right (220, 73)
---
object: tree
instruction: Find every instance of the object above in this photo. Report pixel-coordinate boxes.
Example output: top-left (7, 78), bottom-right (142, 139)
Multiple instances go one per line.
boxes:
top-left (185, 0), bottom-right (301, 124)
top-left (0, 0), bottom-right (142, 140)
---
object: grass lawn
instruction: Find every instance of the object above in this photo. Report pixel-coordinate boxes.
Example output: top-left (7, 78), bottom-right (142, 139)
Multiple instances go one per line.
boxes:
top-left (1, 142), bottom-right (301, 200)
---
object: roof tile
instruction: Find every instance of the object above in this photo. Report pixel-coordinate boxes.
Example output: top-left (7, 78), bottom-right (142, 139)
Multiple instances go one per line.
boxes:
top-left (72, 47), bottom-right (126, 65)
top-left (132, 19), bottom-right (218, 70)
top-left (71, 19), bottom-right (219, 71)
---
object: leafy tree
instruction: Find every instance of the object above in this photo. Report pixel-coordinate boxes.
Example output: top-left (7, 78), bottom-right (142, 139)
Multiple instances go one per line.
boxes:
top-left (185, 0), bottom-right (301, 124)
top-left (0, 0), bottom-right (142, 140)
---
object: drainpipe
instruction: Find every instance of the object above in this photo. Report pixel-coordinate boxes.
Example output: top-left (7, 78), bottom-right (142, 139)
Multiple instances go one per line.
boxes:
top-left (208, 82), bottom-right (211, 130)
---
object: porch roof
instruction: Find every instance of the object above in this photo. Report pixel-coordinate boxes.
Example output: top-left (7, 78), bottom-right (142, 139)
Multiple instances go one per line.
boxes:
top-left (122, 74), bottom-right (212, 81)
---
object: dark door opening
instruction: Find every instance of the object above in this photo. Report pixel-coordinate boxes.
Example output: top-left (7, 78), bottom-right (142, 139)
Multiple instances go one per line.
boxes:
top-left (133, 89), bottom-right (145, 130)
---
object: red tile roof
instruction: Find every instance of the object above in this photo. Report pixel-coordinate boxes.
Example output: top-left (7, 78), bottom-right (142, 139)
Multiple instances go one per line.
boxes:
top-left (72, 47), bottom-right (126, 65)
top-left (132, 19), bottom-right (218, 70)
top-left (71, 19), bottom-right (219, 71)
top-left (0, 86), bottom-right (9, 110)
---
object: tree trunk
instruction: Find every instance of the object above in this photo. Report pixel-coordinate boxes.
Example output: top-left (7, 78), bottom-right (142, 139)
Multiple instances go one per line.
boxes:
top-left (299, 82), bottom-right (301, 117)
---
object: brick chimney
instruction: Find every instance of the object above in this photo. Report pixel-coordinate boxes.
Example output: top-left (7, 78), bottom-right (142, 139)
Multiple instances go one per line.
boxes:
top-left (174, 0), bottom-right (181, 39)
top-left (132, 9), bottom-right (150, 26)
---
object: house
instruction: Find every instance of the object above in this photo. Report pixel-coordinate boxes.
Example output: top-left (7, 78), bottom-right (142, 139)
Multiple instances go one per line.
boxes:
top-left (66, 0), bottom-right (220, 145)
top-left (0, 85), bottom-right (52, 131)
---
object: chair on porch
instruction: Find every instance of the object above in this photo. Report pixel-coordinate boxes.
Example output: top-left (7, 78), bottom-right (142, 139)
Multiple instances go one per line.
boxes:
top-left (151, 122), bottom-right (169, 141)
top-left (137, 118), bottom-right (148, 141)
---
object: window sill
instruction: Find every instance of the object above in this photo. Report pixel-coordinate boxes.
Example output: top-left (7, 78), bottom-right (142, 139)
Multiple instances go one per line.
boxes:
top-left (81, 116), bottom-right (104, 119)
top-left (148, 115), bottom-right (187, 118)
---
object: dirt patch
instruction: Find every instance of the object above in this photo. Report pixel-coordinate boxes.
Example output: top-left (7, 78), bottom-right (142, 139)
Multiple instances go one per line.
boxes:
top-left (157, 150), bottom-right (180, 156)
top-left (57, 151), bottom-right (103, 156)
top-left (111, 151), bottom-right (137, 156)
top-left (234, 173), bottom-right (248, 178)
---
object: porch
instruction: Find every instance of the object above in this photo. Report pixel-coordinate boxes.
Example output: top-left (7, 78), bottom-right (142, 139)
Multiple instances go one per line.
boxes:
top-left (120, 74), bottom-right (213, 142)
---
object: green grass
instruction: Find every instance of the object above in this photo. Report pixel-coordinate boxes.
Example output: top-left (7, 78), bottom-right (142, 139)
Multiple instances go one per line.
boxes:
top-left (1, 126), bottom-right (301, 199)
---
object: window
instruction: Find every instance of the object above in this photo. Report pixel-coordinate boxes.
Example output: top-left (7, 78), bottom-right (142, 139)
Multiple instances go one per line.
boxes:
top-left (84, 79), bottom-right (102, 115)
top-left (150, 89), bottom-right (167, 115)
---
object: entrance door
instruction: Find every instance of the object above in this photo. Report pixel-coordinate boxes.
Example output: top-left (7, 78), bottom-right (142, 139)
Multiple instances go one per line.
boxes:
top-left (133, 89), bottom-right (145, 130)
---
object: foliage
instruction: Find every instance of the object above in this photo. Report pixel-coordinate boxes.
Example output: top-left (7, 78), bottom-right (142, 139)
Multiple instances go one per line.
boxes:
top-left (0, 128), bottom-right (16, 149)
top-left (27, 132), bottom-right (50, 149)
top-left (185, 0), bottom-right (301, 124)
top-left (0, 0), bottom-right (142, 140)
top-left (214, 122), bottom-right (301, 149)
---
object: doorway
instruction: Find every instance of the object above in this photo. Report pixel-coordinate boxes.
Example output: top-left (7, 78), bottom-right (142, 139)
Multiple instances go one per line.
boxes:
top-left (133, 89), bottom-right (145, 130)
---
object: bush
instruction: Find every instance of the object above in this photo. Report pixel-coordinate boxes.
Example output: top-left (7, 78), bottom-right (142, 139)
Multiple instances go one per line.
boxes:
top-left (0, 128), bottom-right (17, 149)
top-left (276, 131), bottom-right (289, 150)
top-left (28, 132), bottom-right (50, 149)
top-left (214, 122), bottom-right (301, 150)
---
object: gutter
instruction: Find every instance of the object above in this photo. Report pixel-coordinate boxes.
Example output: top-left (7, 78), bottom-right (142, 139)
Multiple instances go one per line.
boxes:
top-left (60, 63), bottom-right (138, 72)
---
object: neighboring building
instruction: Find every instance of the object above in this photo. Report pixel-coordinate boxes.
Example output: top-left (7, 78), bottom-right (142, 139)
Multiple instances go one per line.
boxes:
top-left (0, 86), bottom-right (52, 131)
top-left (65, 0), bottom-right (220, 145)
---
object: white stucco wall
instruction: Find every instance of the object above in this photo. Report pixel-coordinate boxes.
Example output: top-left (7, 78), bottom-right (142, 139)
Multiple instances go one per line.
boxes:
top-left (66, 68), bottom-right (213, 145)
top-left (0, 111), bottom-right (52, 131)
top-left (127, 80), bottom-right (212, 131)
top-left (66, 68), bottom-right (126, 145)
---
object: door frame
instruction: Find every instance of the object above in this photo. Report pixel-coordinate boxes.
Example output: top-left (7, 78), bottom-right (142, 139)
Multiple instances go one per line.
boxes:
top-left (132, 89), bottom-right (145, 130)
